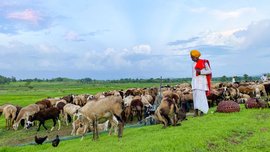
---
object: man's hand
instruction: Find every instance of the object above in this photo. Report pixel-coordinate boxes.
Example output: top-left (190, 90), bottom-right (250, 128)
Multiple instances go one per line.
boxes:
top-left (195, 68), bottom-right (201, 75)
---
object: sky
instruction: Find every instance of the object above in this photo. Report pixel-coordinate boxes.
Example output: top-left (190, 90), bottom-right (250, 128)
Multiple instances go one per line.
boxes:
top-left (0, 0), bottom-right (270, 80)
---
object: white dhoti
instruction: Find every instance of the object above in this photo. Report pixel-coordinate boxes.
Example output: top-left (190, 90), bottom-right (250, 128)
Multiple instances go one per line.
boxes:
top-left (191, 60), bottom-right (211, 114)
top-left (193, 89), bottom-right (209, 114)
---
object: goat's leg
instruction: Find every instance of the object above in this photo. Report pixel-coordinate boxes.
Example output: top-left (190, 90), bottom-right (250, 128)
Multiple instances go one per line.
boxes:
top-left (108, 119), bottom-right (115, 136)
top-left (92, 120), bottom-right (96, 141)
top-left (137, 110), bottom-right (141, 121)
top-left (80, 123), bottom-right (88, 141)
top-left (71, 124), bottom-right (76, 136)
top-left (24, 115), bottom-right (29, 129)
top-left (57, 118), bottom-right (61, 130)
top-left (51, 119), bottom-right (56, 131)
top-left (6, 118), bottom-right (9, 130)
top-left (108, 121), bottom-right (112, 136)
top-left (114, 121), bottom-right (118, 135)
top-left (72, 114), bottom-right (76, 122)
top-left (160, 114), bottom-right (169, 128)
top-left (163, 114), bottom-right (171, 126)
top-left (139, 110), bottom-right (143, 121)
top-left (8, 119), bottom-right (11, 130)
top-left (42, 121), bottom-right (48, 131)
top-left (96, 118), bottom-right (99, 140)
top-left (5, 118), bottom-right (8, 129)
top-left (64, 113), bottom-right (68, 126)
top-left (117, 123), bottom-right (122, 139)
top-left (130, 112), bottom-right (133, 122)
top-left (113, 114), bottom-right (123, 139)
top-left (8, 118), bottom-right (12, 130)
top-left (94, 120), bottom-right (97, 140)
top-left (11, 114), bottom-right (15, 127)
top-left (37, 122), bottom-right (42, 131)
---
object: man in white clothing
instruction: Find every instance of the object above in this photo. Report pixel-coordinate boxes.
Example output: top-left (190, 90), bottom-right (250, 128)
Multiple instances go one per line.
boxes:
top-left (190, 50), bottom-right (212, 117)
top-left (232, 76), bottom-right (236, 83)
top-left (261, 74), bottom-right (268, 82)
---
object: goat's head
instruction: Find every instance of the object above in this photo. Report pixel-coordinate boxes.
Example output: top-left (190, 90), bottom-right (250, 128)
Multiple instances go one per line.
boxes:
top-left (13, 123), bottom-right (19, 130)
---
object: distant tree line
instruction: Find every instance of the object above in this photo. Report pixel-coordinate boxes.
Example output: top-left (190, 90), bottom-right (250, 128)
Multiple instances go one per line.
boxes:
top-left (0, 73), bottom-right (267, 85)
top-left (0, 75), bottom-right (16, 84)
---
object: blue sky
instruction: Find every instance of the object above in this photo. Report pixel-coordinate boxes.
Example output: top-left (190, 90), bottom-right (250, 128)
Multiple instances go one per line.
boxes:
top-left (0, 0), bottom-right (270, 79)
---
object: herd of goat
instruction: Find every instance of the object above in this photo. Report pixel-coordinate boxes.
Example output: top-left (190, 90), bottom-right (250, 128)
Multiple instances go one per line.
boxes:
top-left (0, 80), bottom-right (270, 143)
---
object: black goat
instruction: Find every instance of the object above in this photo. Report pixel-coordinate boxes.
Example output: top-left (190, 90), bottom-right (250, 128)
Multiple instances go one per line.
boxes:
top-left (27, 107), bottom-right (61, 131)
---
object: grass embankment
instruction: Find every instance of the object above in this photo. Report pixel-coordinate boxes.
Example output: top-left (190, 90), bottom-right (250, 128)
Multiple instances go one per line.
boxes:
top-left (0, 82), bottom-right (270, 152)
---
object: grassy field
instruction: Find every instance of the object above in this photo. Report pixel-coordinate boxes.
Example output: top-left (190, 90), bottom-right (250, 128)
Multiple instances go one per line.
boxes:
top-left (0, 82), bottom-right (270, 152)
top-left (0, 81), bottom-right (164, 106)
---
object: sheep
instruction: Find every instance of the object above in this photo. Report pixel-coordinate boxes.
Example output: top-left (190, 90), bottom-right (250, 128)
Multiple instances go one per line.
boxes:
top-left (163, 90), bottom-right (180, 104)
top-left (73, 115), bottom-right (119, 138)
top-left (92, 116), bottom-right (119, 135)
top-left (77, 95), bottom-right (124, 141)
top-left (46, 98), bottom-right (61, 106)
top-left (73, 94), bottom-right (88, 106)
top-left (141, 94), bottom-right (154, 106)
top-left (13, 104), bottom-right (40, 130)
top-left (130, 96), bottom-right (144, 122)
top-left (35, 99), bottom-right (52, 110)
top-left (155, 97), bottom-right (186, 129)
top-left (71, 115), bottom-right (89, 136)
top-left (94, 92), bottom-right (106, 100)
top-left (63, 103), bottom-right (81, 126)
top-left (3, 105), bottom-right (17, 130)
top-left (61, 94), bottom-right (74, 103)
top-left (0, 104), bottom-right (12, 116)
top-left (76, 123), bottom-right (88, 136)
top-left (254, 84), bottom-right (267, 97)
top-left (26, 107), bottom-right (61, 131)
top-left (55, 100), bottom-right (67, 123)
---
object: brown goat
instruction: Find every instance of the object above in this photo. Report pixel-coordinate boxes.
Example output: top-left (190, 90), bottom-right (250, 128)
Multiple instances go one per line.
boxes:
top-left (163, 90), bottom-right (180, 104)
top-left (155, 97), bottom-right (186, 128)
top-left (77, 95), bottom-right (124, 141)
top-left (61, 94), bottom-right (74, 103)
top-left (35, 99), bottom-right (52, 110)
top-left (130, 96), bottom-right (144, 122)
top-left (3, 105), bottom-right (17, 130)
top-left (13, 104), bottom-right (40, 130)
top-left (0, 104), bottom-right (12, 116)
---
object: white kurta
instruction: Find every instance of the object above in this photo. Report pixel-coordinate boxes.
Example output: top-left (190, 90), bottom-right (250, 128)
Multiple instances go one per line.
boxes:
top-left (192, 61), bottom-right (211, 114)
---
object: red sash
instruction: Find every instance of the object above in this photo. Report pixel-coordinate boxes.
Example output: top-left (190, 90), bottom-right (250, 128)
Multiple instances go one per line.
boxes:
top-left (195, 59), bottom-right (212, 96)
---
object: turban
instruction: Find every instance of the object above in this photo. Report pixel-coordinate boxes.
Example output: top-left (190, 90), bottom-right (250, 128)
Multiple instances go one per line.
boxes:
top-left (190, 50), bottom-right (201, 58)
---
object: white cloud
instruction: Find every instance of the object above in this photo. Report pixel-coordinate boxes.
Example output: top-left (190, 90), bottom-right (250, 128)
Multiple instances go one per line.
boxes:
top-left (37, 44), bottom-right (60, 54)
top-left (189, 7), bottom-right (207, 13)
top-left (170, 28), bottom-right (243, 51)
top-left (234, 20), bottom-right (270, 49)
top-left (212, 8), bottom-right (257, 20)
top-left (64, 31), bottom-right (84, 41)
top-left (199, 29), bottom-right (243, 47)
top-left (132, 44), bottom-right (152, 54)
top-left (190, 7), bottom-right (257, 20)
top-left (6, 9), bottom-right (42, 24)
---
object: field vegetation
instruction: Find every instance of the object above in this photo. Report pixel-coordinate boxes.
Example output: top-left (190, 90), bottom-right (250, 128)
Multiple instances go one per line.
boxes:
top-left (0, 81), bottom-right (269, 152)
